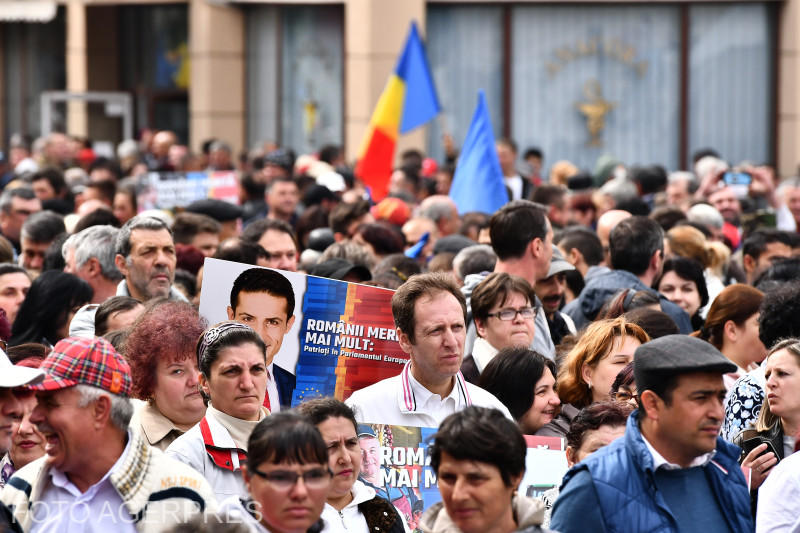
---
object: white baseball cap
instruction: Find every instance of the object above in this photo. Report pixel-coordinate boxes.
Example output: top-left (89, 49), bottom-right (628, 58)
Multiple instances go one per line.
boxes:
top-left (0, 348), bottom-right (44, 388)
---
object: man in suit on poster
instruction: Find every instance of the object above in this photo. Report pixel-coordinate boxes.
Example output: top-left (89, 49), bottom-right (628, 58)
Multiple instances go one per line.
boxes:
top-left (227, 267), bottom-right (297, 410)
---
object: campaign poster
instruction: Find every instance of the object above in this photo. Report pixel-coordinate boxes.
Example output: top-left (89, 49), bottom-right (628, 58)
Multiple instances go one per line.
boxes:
top-left (198, 258), bottom-right (410, 406)
top-left (136, 170), bottom-right (239, 211)
top-left (357, 423), bottom-right (439, 532)
top-left (357, 426), bottom-right (570, 531)
top-left (520, 435), bottom-right (569, 498)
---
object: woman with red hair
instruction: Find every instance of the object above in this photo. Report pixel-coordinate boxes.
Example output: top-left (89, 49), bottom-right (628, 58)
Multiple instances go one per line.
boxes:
top-left (126, 300), bottom-right (207, 450)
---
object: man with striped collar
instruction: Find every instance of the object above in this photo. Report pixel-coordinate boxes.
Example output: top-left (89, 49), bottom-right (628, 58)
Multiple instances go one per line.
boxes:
top-left (346, 272), bottom-right (511, 427)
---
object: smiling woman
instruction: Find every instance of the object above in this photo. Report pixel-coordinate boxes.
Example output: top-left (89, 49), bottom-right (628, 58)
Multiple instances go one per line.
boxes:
top-left (537, 317), bottom-right (648, 438)
top-left (166, 321), bottom-right (270, 502)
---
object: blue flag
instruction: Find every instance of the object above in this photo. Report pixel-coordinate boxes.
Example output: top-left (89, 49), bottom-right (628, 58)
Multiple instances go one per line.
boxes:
top-left (396, 22), bottom-right (441, 134)
top-left (449, 91), bottom-right (508, 215)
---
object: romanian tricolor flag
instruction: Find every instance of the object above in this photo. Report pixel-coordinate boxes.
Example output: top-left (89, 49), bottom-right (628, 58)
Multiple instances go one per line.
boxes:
top-left (355, 22), bottom-right (440, 201)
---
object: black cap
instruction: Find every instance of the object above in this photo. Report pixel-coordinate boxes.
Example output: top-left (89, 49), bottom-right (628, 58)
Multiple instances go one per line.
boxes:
top-left (634, 335), bottom-right (737, 394)
top-left (265, 149), bottom-right (294, 174)
top-left (303, 184), bottom-right (338, 207)
top-left (185, 199), bottom-right (243, 222)
top-left (307, 228), bottom-right (335, 252)
top-left (433, 234), bottom-right (475, 255)
top-left (308, 258), bottom-right (371, 282)
top-left (566, 172), bottom-right (594, 191)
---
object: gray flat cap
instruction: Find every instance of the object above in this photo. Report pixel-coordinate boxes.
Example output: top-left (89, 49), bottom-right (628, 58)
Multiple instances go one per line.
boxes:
top-left (634, 334), bottom-right (736, 393)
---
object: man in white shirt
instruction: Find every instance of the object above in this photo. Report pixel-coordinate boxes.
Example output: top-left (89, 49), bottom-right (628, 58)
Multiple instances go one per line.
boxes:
top-left (227, 267), bottom-right (297, 411)
top-left (347, 272), bottom-right (512, 427)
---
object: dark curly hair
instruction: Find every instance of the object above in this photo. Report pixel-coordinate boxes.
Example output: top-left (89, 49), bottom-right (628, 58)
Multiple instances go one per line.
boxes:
top-left (124, 300), bottom-right (207, 400)
top-left (429, 406), bottom-right (526, 487)
top-left (565, 401), bottom-right (632, 451)
top-left (759, 282), bottom-right (800, 349)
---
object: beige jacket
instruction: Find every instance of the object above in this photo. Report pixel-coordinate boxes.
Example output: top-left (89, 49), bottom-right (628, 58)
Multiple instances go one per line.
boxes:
top-left (419, 494), bottom-right (549, 533)
top-left (1, 430), bottom-right (217, 532)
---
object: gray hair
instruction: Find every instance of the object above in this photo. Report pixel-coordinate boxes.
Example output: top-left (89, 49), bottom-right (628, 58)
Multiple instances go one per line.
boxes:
top-left (20, 210), bottom-right (65, 243)
top-left (599, 178), bottom-right (638, 206)
top-left (417, 196), bottom-right (457, 224)
top-left (453, 244), bottom-right (497, 281)
top-left (0, 187), bottom-right (36, 213)
top-left (694, 156), bottom-right (729, 181)
top-left (667, 171), bottom-right (699, 194)
top-left (687, 203), bottom-right (724, 230)
top-left (115, 214), bottom-right (172, 258)
top-left (319, 241), bottom-right (376, 270)
top-left (64, 225), bottom-right (123, 281)
top-left (75, 384), bottom-right (133, 433)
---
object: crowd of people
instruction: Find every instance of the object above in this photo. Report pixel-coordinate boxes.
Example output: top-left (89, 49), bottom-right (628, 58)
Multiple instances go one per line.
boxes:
top-left (0, 128), bottom-right (797, 532)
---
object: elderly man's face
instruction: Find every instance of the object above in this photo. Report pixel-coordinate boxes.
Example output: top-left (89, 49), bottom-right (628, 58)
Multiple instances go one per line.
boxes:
top-left (666, 180), bottom-right (690, 208)
top-left (0, 388), bottom-right (23, 454)
top-left (118, 228), bottom-right (176, 301)
top-left (30, 388), bottom-right (93, 473)
top-left (359, 436), bottom-right (381, 484)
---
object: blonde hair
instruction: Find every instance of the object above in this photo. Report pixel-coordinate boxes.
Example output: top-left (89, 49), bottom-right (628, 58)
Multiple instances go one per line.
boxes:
top-left (549, 160), bottom-right (579, 186)
top-left (557, 317), bottom-right (650, 409)
top-left (666, 226), bottom-right (730, 269)
top-left (756, 338), bottom-right (800, 432)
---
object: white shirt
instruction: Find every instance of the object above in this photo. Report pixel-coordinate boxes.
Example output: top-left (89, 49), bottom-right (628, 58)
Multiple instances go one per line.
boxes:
top-left (346, 361), bottom-right (513, 427)
top-left (642, 434), bottom-right (715, 470)
top-left (266, 363), bottom-right (280, 413)
top-left (32, 432), bottom-right (137, 532)
top-left (320, 479), bottom-right (373, 533)
top-left (471, 337), bottom-right (498, 375)
top-left (504, 174), bottom-right (523, 201)
top-left (757, 450), bottom-right (800, 533)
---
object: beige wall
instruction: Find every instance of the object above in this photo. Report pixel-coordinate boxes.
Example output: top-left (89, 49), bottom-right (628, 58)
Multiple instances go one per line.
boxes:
top-left (344, 0), bottom-right (428, 164)
top-left (30, 0), bottom-right (800, 176)
top-left (778, 0), bottom-right (800, 179)
top-left (188, 0), bottom-right (246, 156)
top-left (65, 0), bottom-right (88, 137)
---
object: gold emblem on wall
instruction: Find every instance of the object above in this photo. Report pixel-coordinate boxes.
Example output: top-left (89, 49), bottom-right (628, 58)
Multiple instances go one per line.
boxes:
top-left (576, 79), bottom-right (615, 147)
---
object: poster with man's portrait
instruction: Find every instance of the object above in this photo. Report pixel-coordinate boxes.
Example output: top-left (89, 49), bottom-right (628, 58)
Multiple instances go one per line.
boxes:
top-left (198, 258), bottom-right (410, 406)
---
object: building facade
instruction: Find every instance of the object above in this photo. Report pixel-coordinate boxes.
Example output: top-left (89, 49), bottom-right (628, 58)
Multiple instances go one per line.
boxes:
top-left (0, 0), bottom-right (798, 177)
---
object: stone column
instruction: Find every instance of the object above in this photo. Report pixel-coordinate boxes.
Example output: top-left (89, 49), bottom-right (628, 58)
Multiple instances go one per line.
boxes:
top-left (778, 0), bottom-right (800, 178)
top-left (66, 0), bottom-right (88, 136)
top-left (344, 0), bottom-right (428, 163)
top-left (188, 0), bottom-right (245, 155)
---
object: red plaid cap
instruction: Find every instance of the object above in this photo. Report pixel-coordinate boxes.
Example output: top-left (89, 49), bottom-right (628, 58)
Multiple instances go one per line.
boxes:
top-left (27, 337), bottom-right (132, 397)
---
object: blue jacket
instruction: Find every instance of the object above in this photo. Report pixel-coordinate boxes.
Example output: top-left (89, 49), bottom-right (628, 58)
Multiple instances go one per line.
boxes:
top-left (562, 269), bottom-right (693, 333)
top-left (551, 411), bottom-right (753, 533)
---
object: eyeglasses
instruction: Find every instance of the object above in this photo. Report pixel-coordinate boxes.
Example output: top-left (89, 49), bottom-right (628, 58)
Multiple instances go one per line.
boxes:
top-left (250, 467), bottom-right (332, 490)
top-left (487, 307), bottom-right (537, 321)
top-left (614, 390), bottom-right (638, 403)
